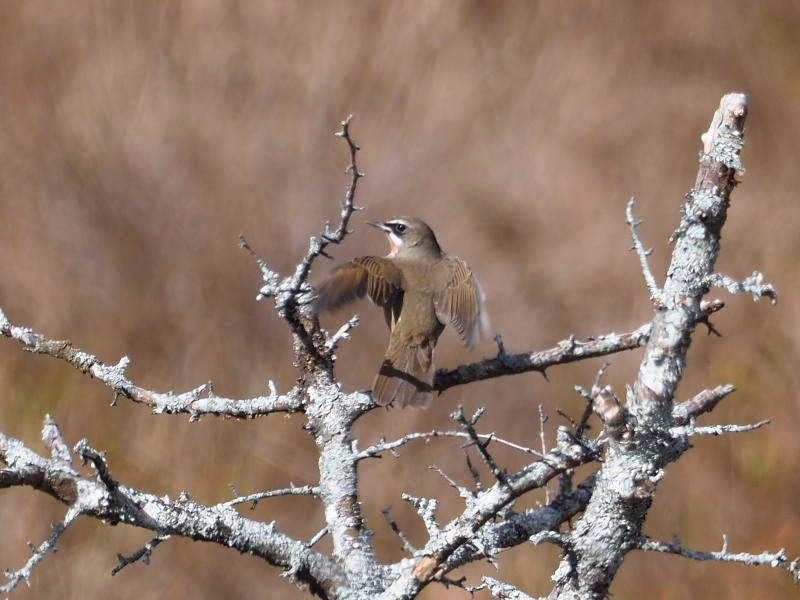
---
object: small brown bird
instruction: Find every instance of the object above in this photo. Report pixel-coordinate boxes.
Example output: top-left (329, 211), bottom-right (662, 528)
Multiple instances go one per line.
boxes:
top-left (314, 217), bottom-right (489, 408)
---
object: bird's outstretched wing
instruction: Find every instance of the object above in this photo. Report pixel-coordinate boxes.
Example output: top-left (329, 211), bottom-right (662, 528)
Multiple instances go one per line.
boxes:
top-left (433, 256), bottom-right (489, 349)
top-left (314, 256), bottom-right (403, 313)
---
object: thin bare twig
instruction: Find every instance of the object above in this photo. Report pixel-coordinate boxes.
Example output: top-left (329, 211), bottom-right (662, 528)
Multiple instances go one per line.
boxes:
top-left (452, 407), bottom-right (508, 486)
top-left (626, 197), bottom-right (661, 299)
top-left (705, 271), bottom-right (778, 304)
top-left (224, 485), bottom-right (320, 509)
top-left (639, 534), bottom-right (799, 581)
top-left (112, 535), bottom-right (169, 575)
top-left (687, 420), bottom-right (770, 436)
top-left (470, 576), bottom-right (538, 600)
top-left (402, 493), bottom-right (441, 538)
top-left (355, 429), bottom-right (542, 461)
top-left (381, 507), bottom-right (418, 554)
top-left (0, 507), bottom-right (81, 593)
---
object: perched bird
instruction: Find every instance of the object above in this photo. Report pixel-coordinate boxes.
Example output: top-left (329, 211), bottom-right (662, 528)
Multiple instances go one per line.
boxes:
top-left (314, 217), bottom-right (489, 408)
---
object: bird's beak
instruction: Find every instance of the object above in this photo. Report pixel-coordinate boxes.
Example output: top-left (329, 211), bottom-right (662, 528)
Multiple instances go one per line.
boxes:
top-left (367, 220), bottom-right (399, 255)
top-left (366, 220), bottom-right (390, 233)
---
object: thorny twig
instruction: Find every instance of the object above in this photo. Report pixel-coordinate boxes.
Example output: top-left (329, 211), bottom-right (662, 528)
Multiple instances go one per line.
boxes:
top-left (112, 535), bottom-right (169, 575)
top-left (627, 197), bottom-right (661, 300)
top-left (355, 429), bottom-right (542, 461)
top-left (452, 407), bottom-right (508, 486)
top-left (639, 534), bottom-right (799, 582)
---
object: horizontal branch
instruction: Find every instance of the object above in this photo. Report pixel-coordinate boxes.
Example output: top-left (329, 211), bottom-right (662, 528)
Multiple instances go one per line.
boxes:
top-left (688, 420), bottom-right (770, 436)
top-left (0, 419), bottom-right (343, 596)
top-left (1, 304), bottom-right (653, 417)
top-left (0, 307), bottom-right (303, 418)
top-left (225, 484), bottom-right (320, 508)
top-left (705, 271), bottom-right (778, 304)
top-left (356, 429), bottom-right (542, 461)
top-left (435, 324), bottom-right (652, 393)
top-left (638, 535), bottom-right (799, 580)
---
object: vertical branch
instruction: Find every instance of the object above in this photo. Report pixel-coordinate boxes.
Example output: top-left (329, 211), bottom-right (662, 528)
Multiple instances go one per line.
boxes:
top-left (298, 118), bottom-right (384, 593)
top-left (250, 116), bottom-right (365, 371)
top-left (631, 93), bottom-right (747, 424)
top-left (291, 115), bottom-right (365, 292)
top-left (548, 94), bottom-right (751, 600)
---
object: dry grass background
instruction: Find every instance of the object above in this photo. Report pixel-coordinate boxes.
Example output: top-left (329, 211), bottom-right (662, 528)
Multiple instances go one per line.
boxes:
top-left (0, 2), bottom-right (798, 599)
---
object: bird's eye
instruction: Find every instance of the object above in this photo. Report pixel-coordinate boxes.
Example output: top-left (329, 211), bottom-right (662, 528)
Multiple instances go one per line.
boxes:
top-left (393, 223), bottom-right (407, 234)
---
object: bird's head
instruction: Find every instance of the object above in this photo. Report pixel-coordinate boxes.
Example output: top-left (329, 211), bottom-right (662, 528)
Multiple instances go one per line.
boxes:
top-left (367, 217), bottom-right (442, 260)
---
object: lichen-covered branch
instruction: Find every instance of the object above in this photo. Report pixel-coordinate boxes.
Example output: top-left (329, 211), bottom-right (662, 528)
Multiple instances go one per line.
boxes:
top-left (375, 428), bottom-right (600, 599)
top-left (251, 115), bottom-right (365, 369)
top-left (545, 93), bottom-right (780, 600)
top-left (0, 418), bottom-right (343, 597)
top-left (435, 324), bottom-right (652, 392)
top-left (638, 535), bottom-right (799, 581)
top-left (0, 307), bottom-right (303, 418)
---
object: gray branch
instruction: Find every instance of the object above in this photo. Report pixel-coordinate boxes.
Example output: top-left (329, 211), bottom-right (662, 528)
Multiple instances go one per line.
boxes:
top-left (626, 197), bottom-right (661, 299)
top-left (0, 506), bottom-right (80, 593)
top-left (0, 307), bottom-right (303, 418)
top-left (705, 271), bottom-right (778, 304)
top-left (545, 93), bottom-right (779, 600)
top-left (638, 535), bottom-right (799, 580)
top-left (1, 419), bottom-right (343, 597)
top-left (478, 576), bottom-right (538, 600)
top-left (435, 324), bottom-right (652, 392)
top-left (356, 429), bottom-right (542, 461)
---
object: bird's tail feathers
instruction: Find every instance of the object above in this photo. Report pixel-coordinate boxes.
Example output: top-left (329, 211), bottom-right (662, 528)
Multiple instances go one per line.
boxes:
top-left (372, 344), bottom-right (434, 409)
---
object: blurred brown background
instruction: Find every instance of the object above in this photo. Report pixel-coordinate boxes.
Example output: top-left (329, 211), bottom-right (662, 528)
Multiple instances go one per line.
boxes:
top-left (0, 2), bottom-right (797, 599)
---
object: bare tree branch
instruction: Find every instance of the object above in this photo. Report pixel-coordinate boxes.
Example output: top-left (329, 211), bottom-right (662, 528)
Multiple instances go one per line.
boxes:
top-left (112, 535), bottom-right (169, 575)
top-left (638, 535), bottom-right (799, 581)
top-left (356, 429), bottom-right (542, 462)
top-left (545, 93), bottom-right (778, 600)
top-left (1, 420), bottom-right (345, 596)
top-left (672, 383), bottom-right (736, 425)
top-left (0, 307), bottom-right (303, 418)
top-left (435, 324), bottom-right (652, 392)
top-left (0, 506), bottom-right (81, 593)
top-left (687, 421), bottom-right (770, 436)
top-left (626, 197), bottom-right (661, 299)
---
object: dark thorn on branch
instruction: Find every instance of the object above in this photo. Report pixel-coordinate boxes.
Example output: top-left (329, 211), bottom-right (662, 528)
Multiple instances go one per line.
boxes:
top-left (111, 535), bottom-right (168, 576)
